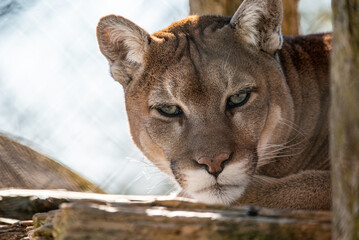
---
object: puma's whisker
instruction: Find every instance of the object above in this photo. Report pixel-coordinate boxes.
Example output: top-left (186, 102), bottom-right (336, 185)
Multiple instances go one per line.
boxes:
top-left (251, 175), bottom-right (277, 184)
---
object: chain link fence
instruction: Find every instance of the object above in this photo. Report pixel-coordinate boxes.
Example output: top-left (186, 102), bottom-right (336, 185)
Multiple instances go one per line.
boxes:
top-left (0, 0), bottom-right (331, 194)
top-left (0, 0), bottom-right (188, 194)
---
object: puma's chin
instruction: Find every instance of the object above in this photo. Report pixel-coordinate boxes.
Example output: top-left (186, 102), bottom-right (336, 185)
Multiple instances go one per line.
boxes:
top-left (188, 184), bottom-right (247, 205)
top-left (182, 162), bottom-right (250, 205)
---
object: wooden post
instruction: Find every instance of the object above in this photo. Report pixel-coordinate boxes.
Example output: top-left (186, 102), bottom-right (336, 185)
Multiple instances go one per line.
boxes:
top-left (189, 0), bottom-right (299, 35)
top-left (330, 0), bottom-right (359, 239)
top-left (0, 189), bottom-right (332, 239)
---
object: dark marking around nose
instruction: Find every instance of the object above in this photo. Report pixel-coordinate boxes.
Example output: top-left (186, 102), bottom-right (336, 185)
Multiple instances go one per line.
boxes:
top-left (197, 153), bottom-right (231, 176)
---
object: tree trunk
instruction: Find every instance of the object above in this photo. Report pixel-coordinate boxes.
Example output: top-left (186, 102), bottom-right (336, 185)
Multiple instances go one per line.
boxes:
top-left (189, 0), bottom-right (243, 16)
top-left (189, 0), bottom-right (299, 35)
top-left (330, 0), bottom-right (359, 239)
top-left (282, 0), bottom-right (299, 35)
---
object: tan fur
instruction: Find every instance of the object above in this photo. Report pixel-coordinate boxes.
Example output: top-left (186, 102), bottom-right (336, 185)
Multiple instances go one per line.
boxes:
top-left (97, 0), bottom-right (331, 210)
top-left (0, 134), bottom-right (103, 193)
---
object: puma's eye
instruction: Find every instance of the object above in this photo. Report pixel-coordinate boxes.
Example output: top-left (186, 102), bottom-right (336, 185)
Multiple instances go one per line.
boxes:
top-left (157, 105), bottom-right (183, 117)
top-left (227, 92), bottom-right (251, 108)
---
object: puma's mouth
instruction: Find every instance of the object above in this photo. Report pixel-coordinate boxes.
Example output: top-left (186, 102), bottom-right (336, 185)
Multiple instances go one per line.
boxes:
top-left (188, 184), bottom-right (247, 205)
top-left (182, 161), bottom-right (250, 205)
top-left (196, 183), bottom-right (238, 193)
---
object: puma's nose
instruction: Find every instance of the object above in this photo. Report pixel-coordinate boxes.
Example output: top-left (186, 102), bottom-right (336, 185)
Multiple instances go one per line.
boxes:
top-left (197, 153), bottom-right (231, 176)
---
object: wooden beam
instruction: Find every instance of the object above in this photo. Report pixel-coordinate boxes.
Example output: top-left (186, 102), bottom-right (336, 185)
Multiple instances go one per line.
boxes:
top-left (0, 189), bottom-right (332, 239)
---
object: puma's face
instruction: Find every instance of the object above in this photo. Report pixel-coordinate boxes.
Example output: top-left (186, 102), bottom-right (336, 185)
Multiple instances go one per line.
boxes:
top-left (126, 28), bottom-right (292, 205)
top-left (97, 0), bottom-right (294, 205)
top-left (139, 48), bottom-right (267, 204)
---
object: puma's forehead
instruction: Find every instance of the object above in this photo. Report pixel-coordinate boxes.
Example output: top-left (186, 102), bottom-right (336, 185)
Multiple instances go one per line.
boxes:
top-left (148, 15), bottom-right (236, 69)
top-left (153, 15), bottom-right (231, 39)
top-left (144, 16), bottom-right (266, 107)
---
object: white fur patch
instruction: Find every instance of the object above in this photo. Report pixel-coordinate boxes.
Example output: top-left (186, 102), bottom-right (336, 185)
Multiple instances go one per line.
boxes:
top-left (231, 2), bottom-right (266, 47)
top-left (230, 0), bottom-right (283, 53)
top-left (183, 162), bottom-right (249, 205)
top-left (184, 169), bottom-right (217, 193)
top-left (107, 20), bottom-right (148, 64)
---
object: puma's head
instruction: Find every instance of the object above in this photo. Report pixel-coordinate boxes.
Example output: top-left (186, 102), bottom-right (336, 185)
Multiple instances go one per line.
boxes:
top-left (97, 0), bottom-right (294, 205)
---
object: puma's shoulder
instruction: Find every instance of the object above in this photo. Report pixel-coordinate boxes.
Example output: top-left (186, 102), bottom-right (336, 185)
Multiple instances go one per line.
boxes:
top-left (281, 33), bottom-right (331, 81)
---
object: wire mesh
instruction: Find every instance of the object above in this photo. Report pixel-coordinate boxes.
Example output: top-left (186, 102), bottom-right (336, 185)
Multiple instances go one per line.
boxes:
top-left (0, 0), bottom-right (189, 194)
top-left (0, 0), bottom-right (331, 195)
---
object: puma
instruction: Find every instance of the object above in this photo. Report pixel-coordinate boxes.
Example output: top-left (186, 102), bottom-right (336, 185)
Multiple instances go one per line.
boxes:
top-left (97, 0), bottom-right (331, 210)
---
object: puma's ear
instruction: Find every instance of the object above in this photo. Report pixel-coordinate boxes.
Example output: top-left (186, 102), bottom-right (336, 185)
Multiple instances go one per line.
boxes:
top-left (97, 15), bottom-right (150, 85)
top-left (230, 0), bottom-right (283, 54)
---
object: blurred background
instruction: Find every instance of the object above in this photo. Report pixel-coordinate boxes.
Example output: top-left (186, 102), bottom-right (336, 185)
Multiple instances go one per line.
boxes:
top-left (0, 0), bottom-right (331, 195)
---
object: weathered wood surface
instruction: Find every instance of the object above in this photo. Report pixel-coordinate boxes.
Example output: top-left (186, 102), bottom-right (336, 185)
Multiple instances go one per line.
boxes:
top-left (0, 189), bottom-right (332, 240)
top-left (331, 0), bottom-right (359, 239)
top-left (31, 200), bottom-right (331, 240)
top-left (0, 189), bottom-right (146, 220)
top-left (0, 218), bottom-right (32, 240)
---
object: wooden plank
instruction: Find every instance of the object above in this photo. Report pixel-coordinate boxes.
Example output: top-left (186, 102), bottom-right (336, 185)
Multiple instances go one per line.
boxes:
top-left (0, 189), bottom-right (332, 239)
top-left (30, 200), bottom-right (331, 240)
top-left (0, 189), bottom-right (145, 220)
